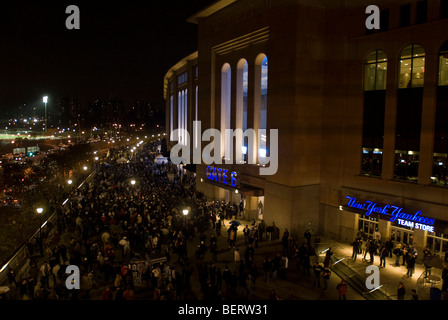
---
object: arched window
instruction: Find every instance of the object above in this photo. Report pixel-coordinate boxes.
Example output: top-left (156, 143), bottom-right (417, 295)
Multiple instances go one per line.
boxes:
top-left (221, 63), bottom-right (231, 157)
top-left (184, 88), bottom-right (188, 146)
top-left (364, 50), bottom-right (387, 91)
top-left (236, 59), bottom-right (248, 160)
top-left (438, 41), bottom-right (448, 86)
top-left (394, 44), bottom-right (425, 181)
top-left (398, 44), bottom-right (425, 89)
top-left (195, 85), bottom-right (198, 148)
top-left (433, 41), bottom-right (448, 186)
top-left (170, 94), bottom-right (174, 135)
top-left (255, 54), bottom-right (268, 160)
top-left (361, 50), bottom-right (387, 177)
top-left (177, 89), bottom-right (188, 146)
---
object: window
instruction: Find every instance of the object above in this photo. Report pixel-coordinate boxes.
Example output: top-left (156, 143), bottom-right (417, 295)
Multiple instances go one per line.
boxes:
top-left (259, 55), bottom-right (268, 159)
top-left (395, 45), bottom-right (425, 182)
top-left (398, 44), bottom-right (425, 88)
top-left (432, 41), bottom-right (448, 186)
top-left (438, 41), bottom-right (448, 86)
top-left (221, 63), bottom-right (231, 157)
top-left (358, 214), bottom-right (379, 240)
top-left (441, 0), bottom-right (448, 19)
top-left (178, 72), bottom-right (188, 86)
top-left (362, 50), bottom-right (387, 177)
top-left (170, 95), bottom-right (174, 135)
top-left (364, 50), bottom-right (387, 91)
top-left (195, 86), bottom-right (198, 148)
top-left (400, 3), bottom-right (411, 28)
top-left (380, 9), bottom-right (390, 31)
top-left (391, 226), bottom-right (414, 245)
top-left (416, 0), bottom-right (428, 24)
top-left (236, 59), bottom-right (249, 162)
top-left (427, 232), bottom-right (448, 257)
top-left (177, 89), bottom-right (188, 146)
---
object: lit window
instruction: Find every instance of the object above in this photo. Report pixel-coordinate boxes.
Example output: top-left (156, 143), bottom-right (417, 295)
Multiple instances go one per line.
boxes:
top-left (398, 44), bottom-right (425, 88)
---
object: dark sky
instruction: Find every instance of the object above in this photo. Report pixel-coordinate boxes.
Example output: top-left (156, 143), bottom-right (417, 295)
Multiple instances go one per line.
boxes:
top-left (0, 1), bottom-right (215, 114)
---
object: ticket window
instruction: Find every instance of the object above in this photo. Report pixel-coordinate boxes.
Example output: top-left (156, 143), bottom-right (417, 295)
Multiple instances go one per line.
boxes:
top-left (358, 214), bottom-right (379, 239)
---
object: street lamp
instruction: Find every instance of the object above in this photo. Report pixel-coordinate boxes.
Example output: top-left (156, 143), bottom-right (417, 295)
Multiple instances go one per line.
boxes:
top-left (83, 166), bottom-right (88, 171)
top-left (36, 207), bottom-right (44, 256)
top-left (130, 180), bottom-right (136, 185)
top-left (67, 179), bottom-right (73, 185)
top-left (43, 96), bottom-right (48, 134)
top-left (182, 208), bottom-right (189, 230)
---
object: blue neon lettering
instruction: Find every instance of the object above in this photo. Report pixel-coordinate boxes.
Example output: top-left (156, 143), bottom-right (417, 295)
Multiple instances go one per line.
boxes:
top-left (345, 196), bottom-right (435, 226)
top-left (222, 169), bottom-right (228, 184)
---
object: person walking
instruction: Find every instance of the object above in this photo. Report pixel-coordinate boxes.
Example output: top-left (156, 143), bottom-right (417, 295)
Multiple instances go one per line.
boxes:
top-left (406, 253), bottom-right (416, 277)
top-left (336, 278), bottom-right (348, 300)
top-left (351, 238), bottom-right (360, 261)
top-left (397, 282), bottom-right (406, 300)
top-left (442, 264), bottom-right (448, 293)
top-left (393, 244), bottom-right (403, 266)
top-left (312, 262), bottom-right (323, 288)
top-left (322, 267), bottom-right (331, 293)
top-left (379, 245), bottom-right (388, 268)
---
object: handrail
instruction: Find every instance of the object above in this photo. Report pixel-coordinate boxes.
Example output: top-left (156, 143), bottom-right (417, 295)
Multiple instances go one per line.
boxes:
top-left (0, 169), bottom-right (97, 282)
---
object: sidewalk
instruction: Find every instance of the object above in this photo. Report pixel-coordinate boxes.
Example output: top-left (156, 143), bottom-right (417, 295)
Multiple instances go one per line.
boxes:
top-left (317, 235), bottom-right (442, 300)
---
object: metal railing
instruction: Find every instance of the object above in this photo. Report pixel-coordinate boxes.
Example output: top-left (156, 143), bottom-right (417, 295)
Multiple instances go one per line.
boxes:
top-left (0, 170), bottom-right (96, 287)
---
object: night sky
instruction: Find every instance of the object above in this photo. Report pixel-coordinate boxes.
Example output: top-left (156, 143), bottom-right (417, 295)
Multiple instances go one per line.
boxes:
top-left (0, 1), bottom-right (215, 114)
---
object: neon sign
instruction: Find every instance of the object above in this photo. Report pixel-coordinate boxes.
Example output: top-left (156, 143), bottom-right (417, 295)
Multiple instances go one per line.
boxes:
top-left (345, 195), bottom-right (435, 232)
top-left (206, 166), bottom-right (237, 187)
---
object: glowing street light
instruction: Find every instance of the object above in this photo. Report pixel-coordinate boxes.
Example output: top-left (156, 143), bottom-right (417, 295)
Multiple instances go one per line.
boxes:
top-left (83, 166), bottom-right (88, 171)
top-left (43, 96), bottom-right (48, 134)
top-left (182, 208), bottom-right (189, 229)
top-left (36, 208), bottom-right (43, 214)
top-left (67, 179), bottom-right (73, 185)
top-left (130, 180), bottom-right (136, 185)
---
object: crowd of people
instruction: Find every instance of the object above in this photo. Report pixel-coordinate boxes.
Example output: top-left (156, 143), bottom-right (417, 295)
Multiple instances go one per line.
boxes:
top-left (2, 140), bottom-right (294, 301)
top-left (4, 138), bottom-right (448, 301)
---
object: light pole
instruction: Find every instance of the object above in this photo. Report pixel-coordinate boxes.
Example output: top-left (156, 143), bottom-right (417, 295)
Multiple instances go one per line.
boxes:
top-left (36, 207), bottom-right (44, 256)
top-left (43, 96), bottom-right (48, 134)
top-left (182, 208), bottom-right (189, 231)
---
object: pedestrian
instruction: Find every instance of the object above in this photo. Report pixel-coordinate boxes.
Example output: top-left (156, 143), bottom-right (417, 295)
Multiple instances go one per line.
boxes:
top-left (442, 264), bottom-right (448, 293)
top-left (312, 262), bottom-right (323, 288)
top-left (397, 282), bottom-right (406, 300)
top-left (233, 248), bottom-right (241, 274)
top-left (262, 257), bottom-right (272, 283)
top-left (123, 285), bottom-right (135, 300)
top-left (243, 225), bottom-right (250, 245)
top-left (282, 232), bottom-right (289, 256)
top-left (304, 229), bottom-right (312, 247)
top-left (7, 267), bottom-right (18, 287)
top-left (102, 286), bottom-right (113, 300)
top-left (406, 253), bottom-right (416, 277)
top-left (351, 238), bottom-right (360, 261)
top-left (368, 239), bottom-right (377, 263)
top-left (379, 245), bottom-right (387, 268)
top-left (393, 244), bottom-right (403, 266)
top-left (411, 289), bottom-right (419, 300)
top-left (322, 267), bottom-right (331, 293)
top-left (336, 279), bottom-right (348, 300)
